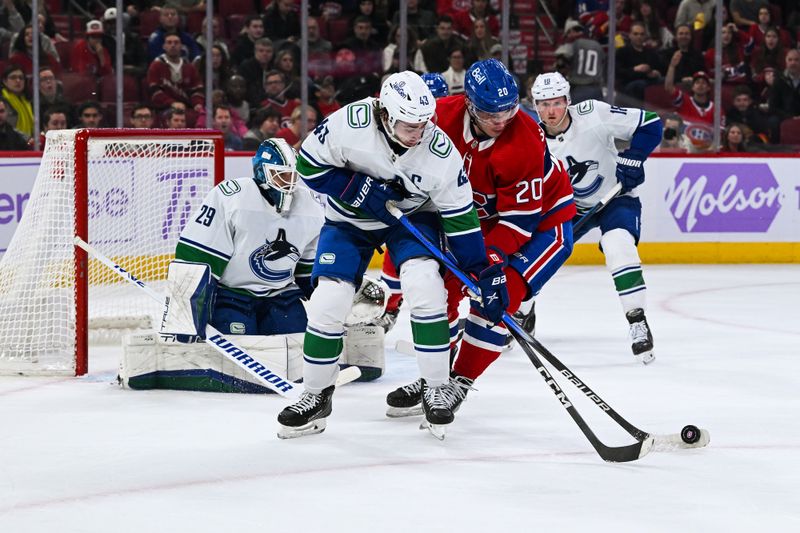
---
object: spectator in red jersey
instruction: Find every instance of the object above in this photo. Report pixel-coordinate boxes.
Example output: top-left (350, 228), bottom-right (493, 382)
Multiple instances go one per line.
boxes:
top-left (452, 0), bottom-right (499, 39)
top-left (8, 24), bottom-right (61, 79)
top-left (71, 20), bottom-right (113, 77)
top-left (751, 27), bottom-right (787, 84)
top-left (747, 6), bottom-right (794, 48)
top-left (704, 23), bottom-right (749, 85)
top-left (147, 31), bottom-right (205, 111)
top-left (259, 70), bottom-right (300, 128)
top-left (665, 67), bottom-right (716, 151)
top-left (275, 105), bottom-right (318, 150)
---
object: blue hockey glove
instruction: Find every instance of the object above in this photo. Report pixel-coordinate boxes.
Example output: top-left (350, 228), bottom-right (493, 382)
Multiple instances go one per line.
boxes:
top-left (615, 149), bottom-right (647, 192)
top-left (340, 173), bottom-right (406, 226)
top-left (472, 248), bottom-right (510, 325)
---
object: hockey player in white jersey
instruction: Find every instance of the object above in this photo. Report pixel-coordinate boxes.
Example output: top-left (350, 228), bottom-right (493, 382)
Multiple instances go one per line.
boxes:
top-left (276, 71), bottom-right (508, 439)
top-left (530, 72), bottom-right (662, 364)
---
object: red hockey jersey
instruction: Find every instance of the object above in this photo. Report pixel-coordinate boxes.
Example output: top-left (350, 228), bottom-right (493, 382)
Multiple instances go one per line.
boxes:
top-left (434, 95), bottom-right (576, 257)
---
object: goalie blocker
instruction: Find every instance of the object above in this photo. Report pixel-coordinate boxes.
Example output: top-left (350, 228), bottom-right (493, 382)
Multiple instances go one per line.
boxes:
top-left (120, 276), bottom-right (391, 392)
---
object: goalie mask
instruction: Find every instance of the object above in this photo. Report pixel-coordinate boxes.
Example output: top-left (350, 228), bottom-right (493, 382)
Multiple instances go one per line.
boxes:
top-left (252, 138), bottom-right (298, 215)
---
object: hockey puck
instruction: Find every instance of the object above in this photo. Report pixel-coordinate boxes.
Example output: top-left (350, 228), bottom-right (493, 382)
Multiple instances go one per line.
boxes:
top-left (681, 424), bottom-right (701, 444)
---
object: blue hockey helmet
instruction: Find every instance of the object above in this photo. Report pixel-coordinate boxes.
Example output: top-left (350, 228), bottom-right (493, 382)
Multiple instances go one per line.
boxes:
top-left (252, 138), bottom-right (298, 214)
top-left (464, 59), bottom-right (519, 128)
top-left (421, 72), bottom-right (449, 99)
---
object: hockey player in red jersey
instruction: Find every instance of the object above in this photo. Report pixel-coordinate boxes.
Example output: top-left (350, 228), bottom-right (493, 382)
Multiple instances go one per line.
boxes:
top-left (383, 59), bottom-right (576, 417)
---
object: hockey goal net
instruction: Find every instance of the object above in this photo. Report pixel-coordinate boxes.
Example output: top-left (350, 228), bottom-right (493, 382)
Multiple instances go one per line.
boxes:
top-left (0, 129), bottom-right (224, 376)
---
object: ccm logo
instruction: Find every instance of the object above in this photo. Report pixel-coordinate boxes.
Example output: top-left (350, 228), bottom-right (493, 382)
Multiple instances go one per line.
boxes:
top-left (492, 275), bottom-right (506, 285)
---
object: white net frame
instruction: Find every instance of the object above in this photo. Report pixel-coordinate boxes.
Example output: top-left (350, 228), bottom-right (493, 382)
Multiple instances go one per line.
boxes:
top-left (0, 129), bottom-right (224, 376)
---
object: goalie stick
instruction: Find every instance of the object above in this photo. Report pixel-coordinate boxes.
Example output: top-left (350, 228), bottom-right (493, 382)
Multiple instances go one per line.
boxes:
top-left (74, 236), bottom-right (360, 398)
top-left (572, 182), bottom-right (622, 234)
top-left (387, 206), bottom-right (708, 461)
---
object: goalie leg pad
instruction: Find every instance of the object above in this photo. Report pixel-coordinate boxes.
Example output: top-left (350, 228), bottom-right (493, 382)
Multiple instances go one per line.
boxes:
top-left (342, 324), bottom-right (385, 381)
top-left (160, 260), bottom-right (217, 339)
top-left (120, 331), bottom-right (303, 393)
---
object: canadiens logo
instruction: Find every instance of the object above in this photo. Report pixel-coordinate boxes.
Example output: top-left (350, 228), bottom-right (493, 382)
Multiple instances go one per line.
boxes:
top-left (249, 228), bottom-right (300, 282)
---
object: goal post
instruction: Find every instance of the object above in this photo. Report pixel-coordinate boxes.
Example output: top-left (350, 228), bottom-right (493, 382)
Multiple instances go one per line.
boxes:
top-left (0, 129), bottom-right (224, 376)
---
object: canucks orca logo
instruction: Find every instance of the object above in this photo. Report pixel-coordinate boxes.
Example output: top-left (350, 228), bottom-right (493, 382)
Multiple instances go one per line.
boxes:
top-left (249, 228), bottom-right (301, 282)
top-left (565, 155), bottom-right (603, 198)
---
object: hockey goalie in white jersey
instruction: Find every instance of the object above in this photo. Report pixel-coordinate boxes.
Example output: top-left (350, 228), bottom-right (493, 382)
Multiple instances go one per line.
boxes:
top-left (276, 71), bottom-right (508, 439)
top-left (531, 72), bottom-right (662, 364)
top-left (120, 139), bottom-right (389, 392)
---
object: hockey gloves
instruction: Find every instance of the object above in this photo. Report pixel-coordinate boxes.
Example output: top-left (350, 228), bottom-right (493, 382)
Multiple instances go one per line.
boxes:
top-left (340, 172), bottom-right (406, 226)
top-left (615, 149), bottom-right (647, 192)
top-left (472, 248), bottom-right (510, 325)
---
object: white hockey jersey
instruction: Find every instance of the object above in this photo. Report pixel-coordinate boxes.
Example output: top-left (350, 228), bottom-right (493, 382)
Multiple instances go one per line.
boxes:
top-left (297, 97), bottom-right (479, 235)
top-left (544, 99), bottom-right (659, 211)
top-left (175, 178), bottom-right (324, 297)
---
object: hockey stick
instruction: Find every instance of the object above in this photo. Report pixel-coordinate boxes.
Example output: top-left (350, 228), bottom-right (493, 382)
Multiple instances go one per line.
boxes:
top-left (74, 236), bottom-right (360, 398)
top-left (572, 182), bottom-right (623, 234)
top-left (386, 206), bottom-right (654, 462)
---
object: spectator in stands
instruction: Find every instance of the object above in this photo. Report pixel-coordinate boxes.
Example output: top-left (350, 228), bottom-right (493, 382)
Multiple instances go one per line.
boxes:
top-left (8, 24), bottom-right (61, 79)
top-left (260, 70), bottom-right (300, 127)
top-left (420, 15), bottom-right (464, 73)
top-left (748, 6), bottom-right (794, 48)
top-left (769, 48), bottom-right (800, 123)
top-left (243, 107), bottom-right (282, 150)
top-left (730, 0), bottom-right (769, 29)
top-left (231, 15), bottom-right (264, 68)
top-left (624, 0), bottom-right (673, 50)
top-left (441, 46), bottom-right (466, 94)
top-left (225, 75), bottom-right (250, 130)
top-left (313, 76), bottom-right (341, 118)
top-left (38, 66), bottom-right (70, 121)
top-left (655, 113), bottom-right (691, 153)
top-left (466, 17), bottom-right (498, 62)
top-left (616, 21), bottom-right (663, 105)
top-left (76, 101), bottom-right (104, 129)
top-left (751, 27), bottom-right (787, 83)
top-left (0, 98), bottom-right (30, 150)
top-left (274, 49), bottom-right (301, 99)
top-left (212, 105), bottom-right (243, 151)
top-left (171, 0), bottom-right (207, 15)
top-left (307, 16), bottom-right (332, 56)
top-left (39, 106), bottom-right (68, 149)
top-left (72, 20), bottom-right (113, 77)
top-left (0, 0), bottom-right (24, 45)
top-left (275, 105), bottom-right (317, 149)
top-left (195, 16), bottom-right (229, 61)
top-left (452, 0), bottom-right (499, 39)
top-left (147, 31), bottom-right (205, 111)
top-left (0, 65), bottom-right (33, 137)
top-left (705, 23), bottom-right (749, 86)
top-left (665, 69), bottom-right (715, 151)
top-left (391, 0), bottom-right (437, 40)
top-left (239, 38), bottom-right (275, 107)
top-left (340, 16), bottom-right (383, 76)
top-left (163, 107), bottom-right (187, 128)
top-left (354, 0), bottom-right (389, 44)
top-left (262, 0), bottom-right (300, 43)
top-left (102, 7), bottom-right (147, 77)
top-left (659, 24), bottom-right (706, 88)
top-left (130, 104), bottom-right (154, 129)
top-left (555, 21), bottom-right (605, 103)
top-left (674, 0), bottom-right (714, 30)
top-left (786, 8), bottom-right (800, 44)
top-left (383, 25), bottom-right (424, 73)
top-left (192, 43), bottom-right (231, 90)
top-left (518, 74), bottom-right (539, 121)
top-left (720, 123), bottom-right (751, 152)
top-left (725, 84), bottom-right (774, 142)
top-left (147, 3), bottom-right (200, 61)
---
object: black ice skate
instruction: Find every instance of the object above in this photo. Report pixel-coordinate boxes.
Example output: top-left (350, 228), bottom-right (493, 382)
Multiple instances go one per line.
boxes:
top-left (507, 300), bottom-right (536, 348)
top-left (419, 377), bottom-right (472, 440)
top-left (626, 308), bottom-right (655, 365)
top-left (385, 378), bottom-right (423, 418)
top-left (277, 385), bottom-right (335, 439)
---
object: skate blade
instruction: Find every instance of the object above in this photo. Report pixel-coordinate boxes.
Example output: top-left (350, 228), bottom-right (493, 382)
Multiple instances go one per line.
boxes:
top-left (386, 404), bottom-right (423, 418)
top-left (277, 418), bottom-right (327, 439)
top-left (419, 420), bottom-right (446, 440)
top-left (635, 350), bottom-right (655, 365)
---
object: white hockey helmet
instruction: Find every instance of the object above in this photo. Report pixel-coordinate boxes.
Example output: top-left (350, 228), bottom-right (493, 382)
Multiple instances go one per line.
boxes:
top-left (531, 72), bottom-right (571, 105)
top-left (378, 71), bottom-right (436, 147)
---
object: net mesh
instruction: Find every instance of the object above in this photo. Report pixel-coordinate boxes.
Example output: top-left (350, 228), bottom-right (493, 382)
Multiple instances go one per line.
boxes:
top-left (0, 130), bottom-right (219, 375)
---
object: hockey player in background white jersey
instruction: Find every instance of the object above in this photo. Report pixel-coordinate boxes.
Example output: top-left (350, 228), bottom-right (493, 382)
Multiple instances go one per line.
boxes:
top-left (276, 71), bottom-right (508, 439)
top-left (530, 72), bottom-right (662, 364)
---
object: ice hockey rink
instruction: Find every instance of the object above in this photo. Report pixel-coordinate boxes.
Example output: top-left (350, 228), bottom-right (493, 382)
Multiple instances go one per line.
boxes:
top-left (0, 264), bottom-right (797, 532)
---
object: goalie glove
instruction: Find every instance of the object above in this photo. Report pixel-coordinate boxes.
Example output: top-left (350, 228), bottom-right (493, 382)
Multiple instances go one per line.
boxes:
top-left (160, 261), bottom-right (217, 342)
top-left (615, 149), bottom-right (647, 192)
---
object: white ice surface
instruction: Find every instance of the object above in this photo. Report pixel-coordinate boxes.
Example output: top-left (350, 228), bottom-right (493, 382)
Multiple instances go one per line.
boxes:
top-left (1, 265), bottom-right (798, 532)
